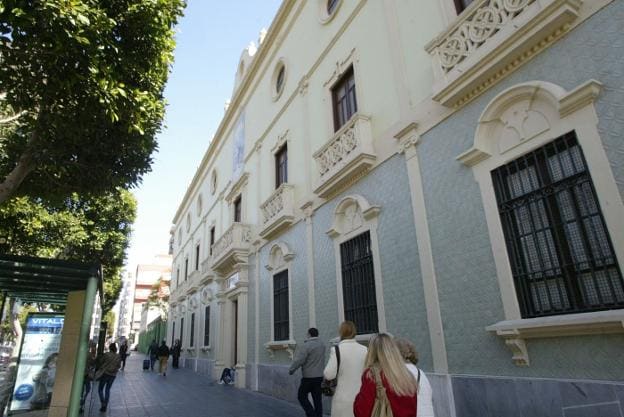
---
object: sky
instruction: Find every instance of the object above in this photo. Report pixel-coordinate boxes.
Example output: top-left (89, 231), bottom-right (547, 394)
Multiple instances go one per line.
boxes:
top-left (125, 0), bottom-right (283, 273)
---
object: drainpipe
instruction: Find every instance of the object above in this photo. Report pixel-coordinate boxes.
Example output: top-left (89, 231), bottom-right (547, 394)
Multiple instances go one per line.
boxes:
top-left (67, 273), bottom-right (98, 417)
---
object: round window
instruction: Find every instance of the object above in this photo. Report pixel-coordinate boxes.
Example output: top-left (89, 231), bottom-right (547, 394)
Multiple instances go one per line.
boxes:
top-left (276, 65), bottom-right (285, 95)
top-left (197, 194), bottom-right (203, 216)
top-left (327, 0), bottom-right (340, 14)
top-left (211, 170), bottom-right (217, 195)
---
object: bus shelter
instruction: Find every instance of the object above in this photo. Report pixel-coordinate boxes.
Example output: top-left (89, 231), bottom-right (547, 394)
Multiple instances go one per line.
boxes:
top-left (0, 254), bottom-right (103, 417)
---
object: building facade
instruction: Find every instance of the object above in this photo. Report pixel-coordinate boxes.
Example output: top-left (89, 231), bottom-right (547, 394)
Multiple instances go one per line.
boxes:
top-left (168, 1), bottom-right (624, 416)
top-left (132, 255), bottom-right (172, 336)
top-left (115, 271), bottom-right (134, 341)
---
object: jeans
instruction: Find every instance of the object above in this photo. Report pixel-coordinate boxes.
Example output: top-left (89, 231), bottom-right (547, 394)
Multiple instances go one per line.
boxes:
top-left (98, 374), bottom-right (116, 405)
top-left (297, 377), bottom-right (323, 417)
top-left (80, 379), bottom-right (92, 407)
top-left (150, 355), bottom-right (157, 370)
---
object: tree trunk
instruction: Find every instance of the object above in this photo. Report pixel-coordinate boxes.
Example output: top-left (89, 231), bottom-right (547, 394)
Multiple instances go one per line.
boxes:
top-left (0, 150), bottom-right (34, 205)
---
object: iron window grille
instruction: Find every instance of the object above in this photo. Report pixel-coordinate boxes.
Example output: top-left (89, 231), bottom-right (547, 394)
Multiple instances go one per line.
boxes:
top-left (204, 306), bottom-right (210, 346)
top-left (190, 313), bottom-right (195, 347)
top-left (273, 270), bottom-right (289, 341)
top-left (332, 66), bottom-right (357, 132)
top-left (340, 231), bottom-right (379, 334)
top-left (210, 226), bottom-right (215, 256)
top-left (184, 258), bottom-right (188, 280)
top-left (492, 132), bottom-right (624, 318)
top-left (275, 144), bottom-right (288, 188)
top-left (195, 244), bottom-right (200, 270)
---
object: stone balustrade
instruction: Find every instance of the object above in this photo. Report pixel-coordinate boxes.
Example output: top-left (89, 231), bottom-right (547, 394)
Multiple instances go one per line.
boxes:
top-left (260, 183), bottom-right (295, 239)
top-left (210, 223), bottom-right (253, 274)
top-left (313, 114), bottom-right (376, 198)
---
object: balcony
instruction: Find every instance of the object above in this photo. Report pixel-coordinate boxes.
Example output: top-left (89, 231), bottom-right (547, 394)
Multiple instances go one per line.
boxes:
top-left (259, 184), bottom-right (295, 239)
top-left (313, 114), bottom-right (376, 198)
top-left (425, 0), bottom-right (582, 107)
top-left (200, 256), bottom-right (215, 284)
top-left (210, 223), bottom-right (253, 274)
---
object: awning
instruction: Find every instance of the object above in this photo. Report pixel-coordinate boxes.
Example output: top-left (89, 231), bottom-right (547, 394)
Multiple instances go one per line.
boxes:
top-left (0, 253), bottom-right (103, 305)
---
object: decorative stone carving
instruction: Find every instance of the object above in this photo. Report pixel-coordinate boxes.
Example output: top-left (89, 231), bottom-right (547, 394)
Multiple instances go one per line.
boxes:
top-left (265, 242), bottom-right (295, 271)
top-left (327, 195), bottom-right (381, 238)
top-left (264, 341), bottom-right (296, 360)
top-left (260, 184), bottom-right (295, 239)
top-left (426, 0), bottom-right (582, 107)
top-left (211, 223), bottom-right (253, 274)
top-left (200, 287), bottom-right (213, 304)
top-left (313, 115), bottom-right (376, 198)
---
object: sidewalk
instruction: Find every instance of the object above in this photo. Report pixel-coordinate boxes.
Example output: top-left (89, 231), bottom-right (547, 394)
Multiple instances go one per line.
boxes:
top-left (82, 354), bottom-right (303, 417)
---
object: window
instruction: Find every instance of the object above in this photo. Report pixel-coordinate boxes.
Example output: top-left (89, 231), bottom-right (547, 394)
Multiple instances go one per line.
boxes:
top-left (332, 66), bottom-right (357, 131)
top-left (453, 0), bottom-right (474, 14)
top-left (276, 65), bottom-right (285, 95)
top-left (327, 0), bottom-right (340, 15)
top-left (204, 306), bottom-right (211, 346)
top-left (176, 267), bottom-right (180, 287)
top-left (180, 317), bottom-right (184, 348)
top-left (195, 244), bottom-right (200, 270)
top-left (273, 270), bottom-right (289, 341)
top-left (210, 226), bottom-right (216, 256)
top-left (233, 196), bottom-right (242, 223)
top-left (275, 144), bottom-right (288, 188)
top-left (492, 132), bottom-right (624, 318)
top-left (190, 313), bottom-right (195, 347)
top-left (211, 170), bottom-right (218, 195)
top-left (340, 231), bottom-right (378, 334)
top-left (172, 321), bottom-right (176, 347)
top-left (184, 258), bottom-right (188, 281)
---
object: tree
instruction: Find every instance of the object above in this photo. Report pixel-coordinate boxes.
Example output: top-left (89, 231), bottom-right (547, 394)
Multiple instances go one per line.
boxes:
top-left (0, 0), bottom-right (186, 204)
top-left (146, 277), bottom-right (169, 318)
top-left (0, 189), bottom-right (137, 313)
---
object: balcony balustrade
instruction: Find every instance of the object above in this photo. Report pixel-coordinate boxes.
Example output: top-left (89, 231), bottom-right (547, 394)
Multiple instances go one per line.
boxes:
top-left (210, 223), bottom-right (253, 274)
top-left (260, 183), bottom-right (295, 239)
top-left (313, 114), bottom-right (376, 198)
top-left (425, 0), bottom-right (581, 107)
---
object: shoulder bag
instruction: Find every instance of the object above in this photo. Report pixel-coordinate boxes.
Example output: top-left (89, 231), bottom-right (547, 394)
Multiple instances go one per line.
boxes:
top-left (371, 367), bottom-right (393, 417)
top-left (320, 345), bottom-right (341, 396)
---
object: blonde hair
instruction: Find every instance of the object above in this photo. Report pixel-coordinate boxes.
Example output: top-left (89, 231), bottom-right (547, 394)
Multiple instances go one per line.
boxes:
top-left (395, 338), bottom-right (419, 365)
top-left (339, 321), bottom-right (357, 340)
top-left (365, 333), bottom-right (417, 396)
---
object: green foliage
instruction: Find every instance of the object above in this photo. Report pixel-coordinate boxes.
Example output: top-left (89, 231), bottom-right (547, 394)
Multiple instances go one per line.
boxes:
top-left (0, 189), bottom-right (137, 313)
top-left (102, 309), bottom-right (116, 338)
top-left (0, 0), bottom-right (186, 203)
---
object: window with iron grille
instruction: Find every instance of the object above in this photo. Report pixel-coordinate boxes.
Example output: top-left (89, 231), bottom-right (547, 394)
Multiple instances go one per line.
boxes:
top-left (176, 267), bottom-right (180, 287)
top-left (340, 231), bottom-right (378, 334)
top-left (195, 244), bottom-right (200, 270)
top-left (204, 306), bottom-right (210, 346)
top-left (453, 0), bottom-right (474, 14)
top-left (234, 196), bottom-right (242, 223)
top-left (184, 258), bottom-right (188, 280)
top-left (273, 270), bottom-right (289, 341)
top-left (190, 313), bottom-right (195, 347)
top-left (492, 132), bottom-right (624, 318)
top-left (332, 66), bottom-right (357, 132)
top-left (210, 226), bottom-right (216, 256)
top-left (275, 144), bottom-right (288, 188)
top-left (180, 317), bottom-right (184, 348)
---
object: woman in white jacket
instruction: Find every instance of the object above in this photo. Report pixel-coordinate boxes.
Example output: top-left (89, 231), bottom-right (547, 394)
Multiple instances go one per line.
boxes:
top-left (396, 337), bottom-right (435, 417)
top-left (323, 321), bottom-right (368, 417)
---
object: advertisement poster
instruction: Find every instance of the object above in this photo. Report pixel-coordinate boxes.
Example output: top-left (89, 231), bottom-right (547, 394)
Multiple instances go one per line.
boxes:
top-left (10, 313), bottom-right (64, 413)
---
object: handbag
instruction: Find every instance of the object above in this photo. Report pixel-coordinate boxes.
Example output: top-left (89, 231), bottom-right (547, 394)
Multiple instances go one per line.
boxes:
top-left (371, 367), bottom-right (393, 417)
top-left (320, 345), bottom-right (341, 396)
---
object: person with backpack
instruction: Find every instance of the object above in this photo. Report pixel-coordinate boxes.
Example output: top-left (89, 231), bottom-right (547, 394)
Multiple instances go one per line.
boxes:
top-left (289, 328), bottom-right (326, 417)
top-left (323, 321), bottom-right (368, 417)
top-left (157, 340), bottom-right (170, 376)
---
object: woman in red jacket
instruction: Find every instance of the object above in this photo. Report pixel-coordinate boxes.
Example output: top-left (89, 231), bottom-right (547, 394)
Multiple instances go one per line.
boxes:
top-left (353, 334), bottom-right (418, 417)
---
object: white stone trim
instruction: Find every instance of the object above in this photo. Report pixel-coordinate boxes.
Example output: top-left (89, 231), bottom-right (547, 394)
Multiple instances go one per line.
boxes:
top-left (486, 310), bottom-right (624, 366)
top-left (304, 204), bottom-right (317, 327)
top-left (460, 79), bottom-right (624, 364)
top-left (264, 340), bottom-right (297, 360)
top-left (327, 195), bottom-right (386, 333)
top-left (395, 123), bottom-right (449, 373)
top-left (317, 0), bottom-right (343, 25)
top-left (265, 242), bottom-right (295, 344)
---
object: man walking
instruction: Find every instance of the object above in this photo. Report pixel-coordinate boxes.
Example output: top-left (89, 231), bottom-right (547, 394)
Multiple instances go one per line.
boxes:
top-left (157, 340), bottom-right (170, 376)
top-left (147, 339), bottom-right (158, 371)
top-left (289, 328), bottom-right (325, 417)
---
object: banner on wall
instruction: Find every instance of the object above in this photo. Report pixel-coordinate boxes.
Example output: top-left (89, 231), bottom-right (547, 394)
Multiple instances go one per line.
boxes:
top-left (9, 313), bottom-right (64, 413)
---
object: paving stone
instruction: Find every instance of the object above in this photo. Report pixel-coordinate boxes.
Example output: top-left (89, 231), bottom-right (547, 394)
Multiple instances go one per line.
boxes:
top-left (82, 355), bottom-right (303, 417)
